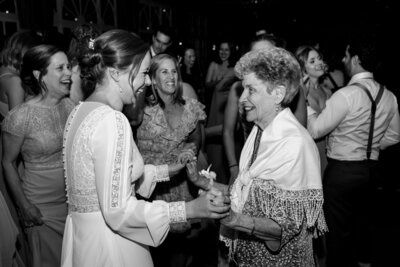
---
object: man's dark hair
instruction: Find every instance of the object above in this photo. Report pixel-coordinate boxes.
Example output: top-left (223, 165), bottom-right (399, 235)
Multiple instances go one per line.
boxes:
top-left (152, 24), bottom-right (174, 42)
top-left (348, 32), bottom-right (379, 73)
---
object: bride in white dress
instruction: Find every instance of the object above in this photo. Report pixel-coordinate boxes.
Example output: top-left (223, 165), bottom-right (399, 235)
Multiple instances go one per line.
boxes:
top-left (61, 29), bottom-right (230, 267)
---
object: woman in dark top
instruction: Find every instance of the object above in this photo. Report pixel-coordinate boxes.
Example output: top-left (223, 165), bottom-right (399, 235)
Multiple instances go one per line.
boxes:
top-left (179, 47), bottom-right (204, 102)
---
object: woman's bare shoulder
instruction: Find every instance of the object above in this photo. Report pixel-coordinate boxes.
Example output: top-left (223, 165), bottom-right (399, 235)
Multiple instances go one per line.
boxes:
top-left (182, 82), bottom-right (198, 100)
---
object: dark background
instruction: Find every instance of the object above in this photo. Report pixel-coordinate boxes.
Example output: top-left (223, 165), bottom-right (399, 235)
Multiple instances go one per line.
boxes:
top-left (173, 0), bottom-right (397, 81)
top-left (4, 0), bottom-right (397, 89)
top-left (4, 0), bottom-right (398, 153)
top-left (2, 1), bottom-right (399, 265)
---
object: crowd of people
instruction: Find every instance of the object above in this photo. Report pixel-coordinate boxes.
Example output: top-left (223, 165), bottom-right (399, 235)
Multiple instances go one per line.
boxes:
top-left (0, 21), bottom-right (399, 267)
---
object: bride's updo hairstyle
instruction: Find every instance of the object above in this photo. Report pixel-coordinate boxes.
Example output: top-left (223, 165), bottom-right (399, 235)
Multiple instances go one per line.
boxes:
top-left (80, 29), bottom-right (149, 96)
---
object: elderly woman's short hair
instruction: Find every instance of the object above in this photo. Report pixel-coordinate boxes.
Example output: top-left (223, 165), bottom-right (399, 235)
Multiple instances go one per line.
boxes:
top-left (235, 47), bottom-right (301, 107)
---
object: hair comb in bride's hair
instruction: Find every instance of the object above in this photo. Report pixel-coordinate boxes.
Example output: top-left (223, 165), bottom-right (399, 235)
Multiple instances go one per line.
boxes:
top-left (72, 24), bottom-right (99, 49)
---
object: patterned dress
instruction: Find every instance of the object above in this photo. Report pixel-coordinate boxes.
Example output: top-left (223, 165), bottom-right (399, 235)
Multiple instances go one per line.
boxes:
top-left (2, 97), bottom-right (75, 267)
top-left (137, 97), bottom-right (206, 232)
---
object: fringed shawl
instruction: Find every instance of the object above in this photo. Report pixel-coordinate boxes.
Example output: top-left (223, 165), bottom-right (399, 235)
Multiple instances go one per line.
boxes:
top-left (221, 108), bottom-right (327, 256)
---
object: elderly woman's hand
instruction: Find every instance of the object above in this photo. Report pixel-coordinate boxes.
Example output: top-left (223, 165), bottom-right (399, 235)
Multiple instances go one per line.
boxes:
top-left (220, 209), bottom-right (241, 228)
top-left (212, 182), bottom-right (230, 196)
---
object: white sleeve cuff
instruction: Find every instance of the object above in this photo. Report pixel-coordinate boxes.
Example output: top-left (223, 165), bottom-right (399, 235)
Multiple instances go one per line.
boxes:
top-left (168, 201), bottom-right (187, 224)
top-left (155, 164), bottom-right (170, 182)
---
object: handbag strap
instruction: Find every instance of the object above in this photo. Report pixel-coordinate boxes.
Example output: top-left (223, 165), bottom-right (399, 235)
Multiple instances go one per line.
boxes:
top-left (352, 82), bottom-right (385, 159)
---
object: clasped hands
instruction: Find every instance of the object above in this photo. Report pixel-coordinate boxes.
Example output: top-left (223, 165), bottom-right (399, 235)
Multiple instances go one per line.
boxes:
top-left (176, 143), bottom-right (231, 219)
top-left (185, 155), bottom-right (231, 220)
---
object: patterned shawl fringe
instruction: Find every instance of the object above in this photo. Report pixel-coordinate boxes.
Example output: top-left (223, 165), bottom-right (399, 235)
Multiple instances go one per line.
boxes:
top-left (252, 180), bottom-right (328, 236)
top-left (220, 180), bottom-right (328, 261)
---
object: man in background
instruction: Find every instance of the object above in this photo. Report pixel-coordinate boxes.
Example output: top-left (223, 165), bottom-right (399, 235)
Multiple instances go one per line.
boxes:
top-left (307, 32), bottom-right (400, 267)
top-left (149, 25), bottom-right (174, 57)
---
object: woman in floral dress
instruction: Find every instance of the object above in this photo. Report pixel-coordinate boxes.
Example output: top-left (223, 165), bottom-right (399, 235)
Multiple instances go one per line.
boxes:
top-left (137, 54), bottom-right (226, 267)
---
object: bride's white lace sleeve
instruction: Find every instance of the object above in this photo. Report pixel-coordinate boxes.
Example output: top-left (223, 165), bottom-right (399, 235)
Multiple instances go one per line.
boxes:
top-left (135, 164), bottom-right (169, 198)
top-left (90, 110), bottom-right (170, 247)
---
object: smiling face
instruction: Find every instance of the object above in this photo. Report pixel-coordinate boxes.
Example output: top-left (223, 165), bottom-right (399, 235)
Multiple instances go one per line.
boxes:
top-left (41, 52), bottom-right (72, 98)
top-left (154, 58), bottom-right (178, 96)
top-left (239, 72), bottom-right (277, 129)
top-left (127, 51), bottom-right (151, 107)
top-left (304, 49), bottom-right (325, 78)
top-left (184, 48), bottom-right (196, 68)
top-left (219, 42), bottom-right (231, 62)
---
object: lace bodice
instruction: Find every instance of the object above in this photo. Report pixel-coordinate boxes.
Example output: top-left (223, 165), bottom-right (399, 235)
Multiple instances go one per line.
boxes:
top-left (64, 103), bottom-right (165, 213)
top-left (63, 102), bottom-right (185, 250)
top-left (2, 98), bottom-right (75, 169)
top-left (63, 104), bottom-right (110, 213)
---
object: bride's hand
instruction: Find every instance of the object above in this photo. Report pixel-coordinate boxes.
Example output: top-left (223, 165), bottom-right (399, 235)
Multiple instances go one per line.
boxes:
top-left (186, 187), bottom-right (230, 219)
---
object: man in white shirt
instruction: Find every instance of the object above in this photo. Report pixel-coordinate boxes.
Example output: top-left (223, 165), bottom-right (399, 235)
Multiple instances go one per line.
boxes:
top-left (307, 34), bottom-right (400, 267)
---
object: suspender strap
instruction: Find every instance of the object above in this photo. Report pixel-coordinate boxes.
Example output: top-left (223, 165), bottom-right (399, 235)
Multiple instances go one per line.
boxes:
top-left (326, 73), bottom-right (339, 91)
top-left (352, 82), bottom-right (385, 159)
